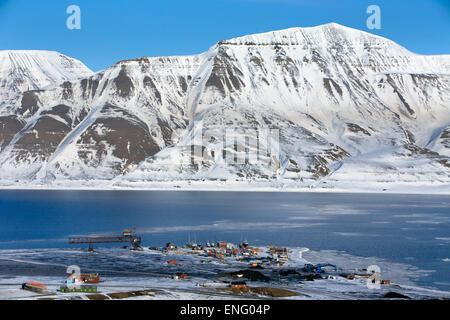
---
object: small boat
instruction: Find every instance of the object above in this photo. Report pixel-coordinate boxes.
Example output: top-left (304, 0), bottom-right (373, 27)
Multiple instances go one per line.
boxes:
top-left (22, 281), bottom-right (48, 294)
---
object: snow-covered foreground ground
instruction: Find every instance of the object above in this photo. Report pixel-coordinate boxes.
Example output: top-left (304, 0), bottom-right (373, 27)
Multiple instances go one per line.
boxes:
top-left (0, 246), bottom-right (448, 300)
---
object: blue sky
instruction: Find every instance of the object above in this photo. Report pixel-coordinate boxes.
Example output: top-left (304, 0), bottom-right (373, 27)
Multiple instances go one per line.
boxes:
top-left (1, 0), bottom-right (449, 71)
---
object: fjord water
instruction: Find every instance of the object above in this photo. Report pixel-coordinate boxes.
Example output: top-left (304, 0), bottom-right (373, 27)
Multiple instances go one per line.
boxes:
top-left (0, 190), bottom-right (449, 290)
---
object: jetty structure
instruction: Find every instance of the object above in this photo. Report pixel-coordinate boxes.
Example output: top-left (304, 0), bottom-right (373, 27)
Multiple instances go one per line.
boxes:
top-left (69, 230), bottom-right (142, 251)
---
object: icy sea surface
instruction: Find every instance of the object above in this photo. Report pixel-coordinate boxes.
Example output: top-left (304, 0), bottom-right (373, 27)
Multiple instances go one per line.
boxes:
top-left (0, 190), bottom-right (449, 291)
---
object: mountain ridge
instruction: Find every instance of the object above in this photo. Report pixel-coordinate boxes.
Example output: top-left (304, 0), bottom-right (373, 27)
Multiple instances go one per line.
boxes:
top-left (0, 23), bottom-right (448, 192)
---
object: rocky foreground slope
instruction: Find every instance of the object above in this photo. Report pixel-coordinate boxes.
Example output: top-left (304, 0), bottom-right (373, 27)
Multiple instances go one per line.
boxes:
top-left (0, 24), bottom-right (449, 192)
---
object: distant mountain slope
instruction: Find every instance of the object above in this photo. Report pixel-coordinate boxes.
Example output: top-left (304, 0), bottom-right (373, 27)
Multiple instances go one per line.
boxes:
top-left (0, 24), bottom-right (449, 192)
top-left (0, 50), bottom-right (93, 105)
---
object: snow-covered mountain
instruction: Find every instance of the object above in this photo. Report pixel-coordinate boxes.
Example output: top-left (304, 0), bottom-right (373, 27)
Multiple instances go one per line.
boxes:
top-left (0, 50), bottom-right (93, 106)
top-left (0, 23), bottom-right (449, 192)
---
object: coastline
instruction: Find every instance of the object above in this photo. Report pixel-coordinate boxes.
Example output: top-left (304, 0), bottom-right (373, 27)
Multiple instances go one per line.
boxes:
top-left (0, 180), bottom-right (449, 195)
